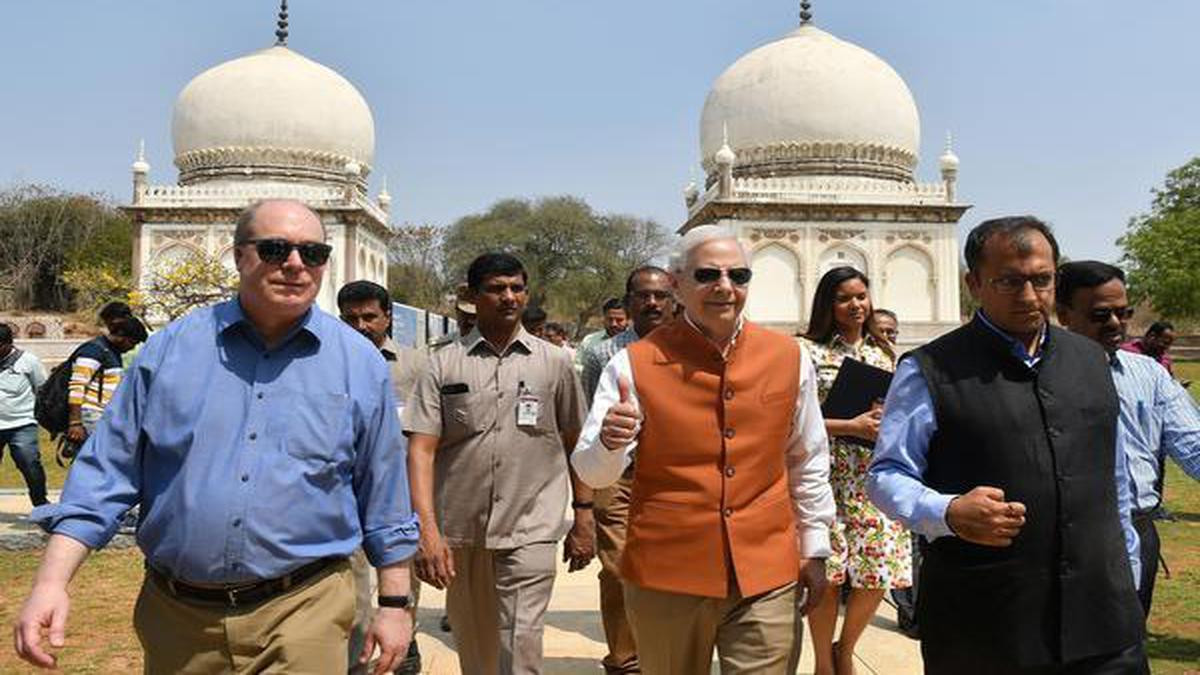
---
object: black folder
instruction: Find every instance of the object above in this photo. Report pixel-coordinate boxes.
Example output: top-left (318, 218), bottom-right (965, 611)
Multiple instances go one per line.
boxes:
top-left (820, 356), bottom-right (893, 420)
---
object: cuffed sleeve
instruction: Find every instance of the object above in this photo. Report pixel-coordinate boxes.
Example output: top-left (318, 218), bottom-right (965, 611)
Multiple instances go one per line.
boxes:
top-left (355, 370), bottom-right (420, 567)
top-left (571, 350), bottom-right (638, 489)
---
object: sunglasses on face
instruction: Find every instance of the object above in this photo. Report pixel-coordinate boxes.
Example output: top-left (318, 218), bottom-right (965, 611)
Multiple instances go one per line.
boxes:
top-left (1088, 307), bottom-right (1134, 324)
top-left (692, 267), bottom-right (753, 286)
top-left (240, 238), bottom-right (332, 267)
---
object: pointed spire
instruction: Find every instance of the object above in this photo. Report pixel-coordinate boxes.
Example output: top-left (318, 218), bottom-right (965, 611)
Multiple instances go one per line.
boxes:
top-left (799, 1), bottom-right (814, 25)
top-left (939, 130), bottom-right (960, 172)
top-left (132, 139), bottom-right (150, 174)
top-left (378, 175), bottom-right (392, 206)
top-left (275, 0), bottom-right (289, 46)
top-left (715, 122), bottom-right (736, 165)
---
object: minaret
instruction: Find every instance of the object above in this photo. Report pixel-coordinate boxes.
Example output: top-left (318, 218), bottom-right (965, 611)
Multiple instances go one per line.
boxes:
top-left (377, 176), bottom-right (392, 216)
top-left (715, 122), bottom-right (736, 199)
top-left (939, 131), bottom-right (960, 203)
top-left (343, 161), bottom-right (361, 201)
top-left (131, 139), bottom-right (150, 205)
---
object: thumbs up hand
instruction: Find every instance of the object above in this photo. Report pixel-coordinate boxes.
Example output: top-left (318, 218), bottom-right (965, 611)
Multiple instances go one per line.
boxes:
top-left (600, 375), bottom-right (642, 451)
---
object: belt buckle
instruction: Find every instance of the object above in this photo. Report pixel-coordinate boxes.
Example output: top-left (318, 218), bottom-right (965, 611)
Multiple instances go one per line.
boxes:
top-left (226, 584), bottom-right (251, 608)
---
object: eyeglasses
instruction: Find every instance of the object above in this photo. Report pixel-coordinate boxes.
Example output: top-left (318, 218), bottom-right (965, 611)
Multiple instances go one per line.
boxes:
top-left (986, 273), bottom-right (1055, 295)
top-left (1088, 307), bottom-right (1134, 324)
top-left (239, 238), bottom-right (332, 267)
top-left (692, 267), bottom-right (753, 286)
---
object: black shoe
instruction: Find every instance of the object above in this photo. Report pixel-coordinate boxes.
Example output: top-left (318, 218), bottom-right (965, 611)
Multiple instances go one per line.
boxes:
top-left (394, 641), bottom-right (422, 675)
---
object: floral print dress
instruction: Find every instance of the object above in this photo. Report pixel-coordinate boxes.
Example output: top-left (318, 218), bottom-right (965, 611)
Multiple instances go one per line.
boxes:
top-left (804, 335), bottom-right (912, 589)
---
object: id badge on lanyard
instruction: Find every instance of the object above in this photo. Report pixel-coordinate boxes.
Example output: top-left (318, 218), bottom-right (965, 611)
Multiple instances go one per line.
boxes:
top-left (517, 380), bottom-right (540, 427)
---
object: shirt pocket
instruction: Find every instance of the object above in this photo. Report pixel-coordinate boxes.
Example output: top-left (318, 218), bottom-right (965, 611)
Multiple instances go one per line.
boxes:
top-left (440, 391), bottom-right (483, 445)
top-left (275, 389), bottom-right (354, 468)
top-left (517, 387), bottom-right (559, 437)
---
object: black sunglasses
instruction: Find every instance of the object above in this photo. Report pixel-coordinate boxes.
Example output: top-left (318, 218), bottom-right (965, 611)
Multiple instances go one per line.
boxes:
top-left (239, 238), bottom-right (332, 267)
top-left (693, 267), bottom-right (753, 286)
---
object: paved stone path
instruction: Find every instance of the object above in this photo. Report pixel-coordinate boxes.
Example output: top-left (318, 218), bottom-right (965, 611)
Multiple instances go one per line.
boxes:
top-left (0, 490), bottom-right (923, 673)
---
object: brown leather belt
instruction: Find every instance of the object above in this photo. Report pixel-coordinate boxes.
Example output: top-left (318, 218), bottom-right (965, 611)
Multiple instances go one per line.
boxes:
top-left (148, 557), bottom-right (344, 609)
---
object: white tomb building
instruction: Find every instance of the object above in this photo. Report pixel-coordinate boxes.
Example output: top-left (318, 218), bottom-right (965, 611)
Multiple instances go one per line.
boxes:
top-left (123, 4), bottom-right (392, 315)
top-left (682, 5), bottom-right (969, 339)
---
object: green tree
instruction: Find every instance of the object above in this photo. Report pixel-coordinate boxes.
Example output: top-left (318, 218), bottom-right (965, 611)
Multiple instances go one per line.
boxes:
top-left (0, 184), bottom-right (132, 310)
top-left (441, 196), bottom-right (669, 335)
top-left (130, 251), bottom-right (238, 323)
top-left (388, 224), bottom-right (449, 310)
top-left (1118, 158), bottom-right (1200, 320)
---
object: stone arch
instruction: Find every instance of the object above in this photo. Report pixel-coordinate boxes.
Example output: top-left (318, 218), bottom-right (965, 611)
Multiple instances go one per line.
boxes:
top-left (882, 245), bottom-right (935, 321)
top-left (817, 243), bottom-right (869, 277)
top-left (745, 243), bottom-right (804, 324)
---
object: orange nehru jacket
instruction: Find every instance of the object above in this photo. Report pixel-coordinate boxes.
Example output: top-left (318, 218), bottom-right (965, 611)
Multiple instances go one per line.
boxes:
top-left (621, 319), bottom-right (801, 598)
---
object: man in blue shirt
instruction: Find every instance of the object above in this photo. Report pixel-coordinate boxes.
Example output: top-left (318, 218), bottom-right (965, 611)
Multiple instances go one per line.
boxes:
top-left (14, 199), bottom-right (418, 675)
top-left (1055, 260), bottom-right (1200, 616)
top-left (868, 217), bottom-right (1146, 673)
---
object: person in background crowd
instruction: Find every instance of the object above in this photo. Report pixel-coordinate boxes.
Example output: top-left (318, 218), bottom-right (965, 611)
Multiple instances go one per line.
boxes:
top-left (0, 323), bottom-right (49, 507)
top-left (575, 298), bottom-right (627, 372)
top-left (544, 322), bottom-right (577, 362)
top-left (1122, 321), bottom-right (1178, 378)
top-left (16, 199), bottom-right (418, 674)
top-left (573, 226), bottom-right (833, 674)
top-left (873, 309), bottom-right (899, 345)
top-left (64, 316), bottom-right (147, 448)
top-left (869, 216), bottom-right (1146, 674)
top-left (522, 306), bottom-right (549, 340)
top-left (799, 267), bottom-right (909, 675)
top-left (98, 302), bottom-right (142, 367)
top-left (405, 252), bottom-right (590, 674)
top-left (576, 264), bottom-right (675, 674)
top-left (338, 280), bottom-right (429, 675)
top-left (1056, 260), bottom-right (1200, 617)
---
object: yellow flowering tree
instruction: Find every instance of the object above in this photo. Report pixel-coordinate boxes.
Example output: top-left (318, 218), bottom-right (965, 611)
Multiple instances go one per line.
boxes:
top-left (133, 251), bottom-right (238, 323)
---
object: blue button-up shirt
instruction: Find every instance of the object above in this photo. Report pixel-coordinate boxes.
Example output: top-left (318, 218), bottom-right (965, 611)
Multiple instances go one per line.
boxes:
top-left (1110, 349), bottom-right (1200, 512)
top-left (32, 300), bottom-right (418, 584)
top-left (867, 313), bottom-right (1141, 585)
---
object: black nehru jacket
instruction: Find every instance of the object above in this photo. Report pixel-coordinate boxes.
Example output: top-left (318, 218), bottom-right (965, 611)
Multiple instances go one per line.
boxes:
top-left (909, 316), bottom-right (1143, 668)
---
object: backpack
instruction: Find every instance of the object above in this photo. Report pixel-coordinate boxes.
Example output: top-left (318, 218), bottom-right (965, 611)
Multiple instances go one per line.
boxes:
top-left (35, 339), bottom-right (119, 435)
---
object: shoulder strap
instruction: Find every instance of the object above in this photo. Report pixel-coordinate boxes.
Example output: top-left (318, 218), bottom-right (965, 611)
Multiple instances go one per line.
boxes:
top-left (0, 347), bottom-right (22, 371)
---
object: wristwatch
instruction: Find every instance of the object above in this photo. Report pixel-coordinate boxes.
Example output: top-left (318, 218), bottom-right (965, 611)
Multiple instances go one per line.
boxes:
top-left (377, 594), bottom-right (413, 609)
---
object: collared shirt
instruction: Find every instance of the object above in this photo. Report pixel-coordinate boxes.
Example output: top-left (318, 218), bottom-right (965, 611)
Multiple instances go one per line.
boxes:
top-left (572, 319), bottom-right (835, 558)
top-left (574, 329), bottom-right (609, 373)
top-left (404, 326), bottom-right (586, 549)
top-left (380, 336), bottom-right (429, 404)
top-left (867, 315), bottom-right (1142, 584)
top-left (31, 299), bottom-right (418, 584)
top-left (0, 349), bottom-right (47, 430)
top-left (580, 326), bottom-right (640, 405)
top-left (1120, 338), bottom-right (1174, 376)
top-left (1110, 349), bottom-right (1200, 511)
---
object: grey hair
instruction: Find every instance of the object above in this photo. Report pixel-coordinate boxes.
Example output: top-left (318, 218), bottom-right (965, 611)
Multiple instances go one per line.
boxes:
top-left (669, 225), bottom-right (750, 273)
top-left (233, 199), bottom-right (325, 244)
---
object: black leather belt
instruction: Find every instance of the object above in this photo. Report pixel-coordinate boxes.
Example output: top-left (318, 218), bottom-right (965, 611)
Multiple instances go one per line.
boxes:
top-left (149, 557), bottom-right (344, 609)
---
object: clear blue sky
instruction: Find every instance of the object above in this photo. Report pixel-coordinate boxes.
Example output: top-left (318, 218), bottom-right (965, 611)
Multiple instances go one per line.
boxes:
top-left (2, 1), bottom-right (1197, 262)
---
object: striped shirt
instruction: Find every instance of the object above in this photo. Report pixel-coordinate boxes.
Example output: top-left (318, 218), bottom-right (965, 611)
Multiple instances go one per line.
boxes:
top-left (1110, 349), bottom-right (1200, 511)
top-left (579, 327), bottom-right (640, 405)
top-left (68, 337), bottom-right (123, 418)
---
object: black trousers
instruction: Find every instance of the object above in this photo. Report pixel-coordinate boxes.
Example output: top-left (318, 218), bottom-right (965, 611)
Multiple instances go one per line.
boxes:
top-left (1132, 514), bottom-right (1160, 617)
top-left (923, 641), bottom-right (1149, 675)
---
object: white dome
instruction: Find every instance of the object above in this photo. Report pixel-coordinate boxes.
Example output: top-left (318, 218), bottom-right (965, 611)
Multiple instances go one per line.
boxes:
top-left (172, 46), bottom-right (375, 185)
top-left (700, 24), bottom-right (920, 182)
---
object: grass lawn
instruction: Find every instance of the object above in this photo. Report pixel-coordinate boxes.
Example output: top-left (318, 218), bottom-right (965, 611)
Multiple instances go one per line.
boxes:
top-left (1, 366), bottom-right (1197, 672)
top-left (0, 427), bottom-right (69, 492)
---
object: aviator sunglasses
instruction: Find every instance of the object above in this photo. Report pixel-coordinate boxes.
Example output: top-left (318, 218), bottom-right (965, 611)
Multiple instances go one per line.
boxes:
top-left (239, 238), bottom-right (333, 267)
top-left (693, 267), bottom-right (753, 286)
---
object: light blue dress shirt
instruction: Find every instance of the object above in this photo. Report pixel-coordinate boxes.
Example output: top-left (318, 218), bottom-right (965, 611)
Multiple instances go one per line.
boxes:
top-left (867, 313), bottom-right (1141, 584)
top-left (1110, 349), bottom-right (1200, 512)
top-left (31, 299), bottom-right (418, 584)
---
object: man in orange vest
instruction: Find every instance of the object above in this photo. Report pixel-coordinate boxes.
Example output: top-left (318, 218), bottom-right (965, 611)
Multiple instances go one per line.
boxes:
top-left (573, 225), bottom-right (834, 674)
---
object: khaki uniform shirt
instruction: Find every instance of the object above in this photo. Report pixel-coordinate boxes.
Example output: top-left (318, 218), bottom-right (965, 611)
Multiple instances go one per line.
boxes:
top-left (404, 326), bottom-right (586, 549)
top-left (380, 337), bottom-right (429, 403)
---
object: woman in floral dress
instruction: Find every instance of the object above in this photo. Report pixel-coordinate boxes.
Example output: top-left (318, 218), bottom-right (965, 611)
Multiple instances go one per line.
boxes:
top-left (800, 266), bottom-right (911, 675)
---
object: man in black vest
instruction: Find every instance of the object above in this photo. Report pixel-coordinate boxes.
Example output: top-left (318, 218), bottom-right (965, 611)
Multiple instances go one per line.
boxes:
top-left (867, 216), bottom-right (1146, 674)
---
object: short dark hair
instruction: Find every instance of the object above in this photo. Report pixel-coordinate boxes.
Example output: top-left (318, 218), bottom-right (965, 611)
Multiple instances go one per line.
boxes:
top-left (1147, 321), bottom-right (1175, 336)
top-left (337, 280), bottom-right (391, 314)
top-left (1055, 261), bottom-right (1125, 307)
top-left (872, 308), bottom-right (898, 323)
top-left (522, 306), bottom-right (547, 324)
top-left (234, 199), bottom-right (325, 244)
top-left (964, 216), bottom-right (1060, 274)
top-left (99, 301), bottom-right (133, 324)
top-left (0, 323), bottom-right (13, 345)
top-left (624, 266), bottom-right (671, 296)
top-left (602, 297), bottom-right (624, 314)
top-left (544, 321), bottom-right (565, 336)
top-left (110, 316), bottom-right (148, 344)
top-left (467, 253), bottom-right (527, 290)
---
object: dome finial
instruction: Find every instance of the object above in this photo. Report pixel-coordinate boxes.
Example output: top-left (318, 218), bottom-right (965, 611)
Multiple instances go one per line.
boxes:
top-left (799, 1), bottom-right (814, 25)
top-left (715, 122), bottom-right (736, 166)
top-left (275, 0), bottom-right (289, 46)
top-left (132, 138), bottom-right (150, 174)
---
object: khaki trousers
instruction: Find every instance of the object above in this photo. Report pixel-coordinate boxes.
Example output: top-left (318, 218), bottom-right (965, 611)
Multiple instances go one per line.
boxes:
top-left (594, 472), bottom-right (639, 673)
top-left (133, 560), bottom-right (355, 675)
top-left (446, 542), bottom-right (558, 675)
top-left (624, 581), bottom-right (797, 675)
top-left (348, 549), bottom-right (422, 674)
